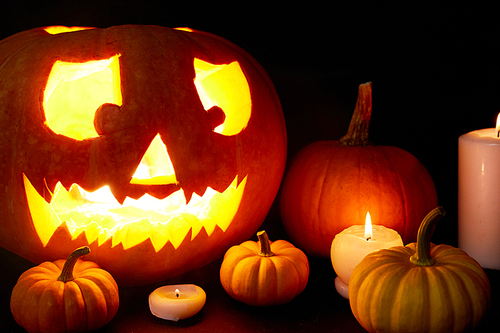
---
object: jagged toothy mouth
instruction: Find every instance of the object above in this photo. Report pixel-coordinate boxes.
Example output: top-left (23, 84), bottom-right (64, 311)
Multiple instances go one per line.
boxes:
top-left (23, 173), bottom-right (247, 251)
top-left (20, 29), bottom-right (254, 255)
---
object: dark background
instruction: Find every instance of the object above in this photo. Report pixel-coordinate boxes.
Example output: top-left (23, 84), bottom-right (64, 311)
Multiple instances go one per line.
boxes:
top-left (1, 1), bottom-right (500, 332)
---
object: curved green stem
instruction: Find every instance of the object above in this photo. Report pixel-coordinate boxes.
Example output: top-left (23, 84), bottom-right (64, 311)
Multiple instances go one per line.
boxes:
top-left (58, 246), bottom-right (90, 282)
top-left (257, 230), bottom-right (274, 257)
top-left (410, 207), bottom-right (446, 267)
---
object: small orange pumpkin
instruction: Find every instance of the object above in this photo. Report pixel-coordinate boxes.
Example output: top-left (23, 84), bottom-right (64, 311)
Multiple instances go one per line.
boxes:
top-left (349, 207), bottom-right (491, 333)
top-left (280, 82), bottom-right (438, 257)
top-left (220, 230), bottom-right (309, 306)
top-left (10, 246), bottom-right (119, 333)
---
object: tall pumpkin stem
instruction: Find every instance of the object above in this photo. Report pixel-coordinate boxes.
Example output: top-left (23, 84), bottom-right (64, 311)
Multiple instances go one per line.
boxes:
top-left (339, 82), bottom-right (372, 147)
top-left (257, 230), bottom-right (274, 257)
top-left (410, 207), bottom-right (446, 267)
top-left (58, 246), bottom-right (91, 282)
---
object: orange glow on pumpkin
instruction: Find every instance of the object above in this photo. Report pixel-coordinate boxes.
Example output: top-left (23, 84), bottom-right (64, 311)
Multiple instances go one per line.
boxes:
top-left (25, 54), bottom-right (250, 251)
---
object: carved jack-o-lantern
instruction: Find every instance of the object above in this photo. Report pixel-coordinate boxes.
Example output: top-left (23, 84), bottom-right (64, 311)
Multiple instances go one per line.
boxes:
top-left (0, 25), bottom-right (286, 285)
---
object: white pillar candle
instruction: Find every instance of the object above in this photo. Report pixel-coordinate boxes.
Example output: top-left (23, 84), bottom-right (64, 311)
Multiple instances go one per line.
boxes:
top-left (459, 116), bottom-right (500, 269)
top-left (149, 284), bottom-right (206, 321)
top-left (330, 213), bottom-right (403, 299)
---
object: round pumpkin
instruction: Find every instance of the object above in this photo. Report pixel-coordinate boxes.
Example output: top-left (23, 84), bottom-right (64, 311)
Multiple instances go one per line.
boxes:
top-left (10, 246), bottom-right (119, 333)
top-left (280, 82), bottom-right (437, 257)
top-left (220, 230), bottom-right (309, 306)
top-left (349, 207), bottom-right (491, 333)
top-left (0, 25), bottom-right (286, 285)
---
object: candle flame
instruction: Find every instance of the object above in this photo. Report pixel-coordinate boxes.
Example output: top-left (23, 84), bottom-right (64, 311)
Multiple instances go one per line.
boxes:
top-left (175, 289), bottom-right (180, 298)
top-left (496, 113), bottom-right (500, 138)
top-left (364, 212), bottom-right (373, 241)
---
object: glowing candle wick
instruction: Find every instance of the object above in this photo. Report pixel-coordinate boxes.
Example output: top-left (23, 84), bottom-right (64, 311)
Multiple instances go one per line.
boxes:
top-left (364, 212), bottom-right (373, 241)
top-left (149, 284), bottom-right (206, 321)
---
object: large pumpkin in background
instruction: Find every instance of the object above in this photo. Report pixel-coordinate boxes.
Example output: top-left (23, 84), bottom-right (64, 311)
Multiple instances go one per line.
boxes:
top-left (280, 83), bottom-right (437, 258)
top-left (0, 25), bottom-right (286, 285)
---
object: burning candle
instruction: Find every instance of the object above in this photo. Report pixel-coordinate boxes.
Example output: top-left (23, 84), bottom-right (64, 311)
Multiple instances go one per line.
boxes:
top-left (149, 284), bottom-right (206, 321)
top-left (330, 212), bottom-right (403, 299)
top-left (458, 113), bottom-right (500, 269)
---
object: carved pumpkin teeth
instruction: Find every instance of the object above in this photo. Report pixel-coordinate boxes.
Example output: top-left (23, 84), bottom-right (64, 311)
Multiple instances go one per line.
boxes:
top-left (109, 183), bottom-right (183, 204)
top-left (43, 178), bottom-right (57, 198)
top-left (23, 173), bottom-right (247, 251)
top-left (110, 189), bottom-right (127, 205)
top-left (0, 25), bottom-right (289, 287)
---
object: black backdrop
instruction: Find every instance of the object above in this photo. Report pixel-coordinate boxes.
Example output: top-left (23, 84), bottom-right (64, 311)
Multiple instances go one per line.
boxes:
top-left (1, 2), bottom-right (500, 332)
top-left (2, 1), bottom-right (498, 244)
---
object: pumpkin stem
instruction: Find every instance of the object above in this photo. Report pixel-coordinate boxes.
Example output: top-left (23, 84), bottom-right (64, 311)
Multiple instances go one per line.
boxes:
top-left (339, 82), bottom-right (372, 147)
top-left (58, 246), bottom-right (90, 282)
top-left (409, 207), bottom-right (446, 267)
top-left (257, 230), bottom-right (274, 257)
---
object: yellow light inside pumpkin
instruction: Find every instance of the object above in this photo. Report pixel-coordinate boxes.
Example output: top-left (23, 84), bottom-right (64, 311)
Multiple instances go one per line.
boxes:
top-left (194, 58), bottom-right (251, 136)
top-left (44, 26), bottom-right (94, 35)
top-left (25, 133), bottom-right (246, 250)
top-left (174, 27), bottom-right (194, 33)
top-left (178, 24), bottom-right (252, 135)
top-left (43, 54), bottom-right (122, 140)
top-left (130, 134), bottom-right (178, 185)
top-left (24, 173), bottom-right (246, 251)
top-left (25, 55), bottom-right (250, 251)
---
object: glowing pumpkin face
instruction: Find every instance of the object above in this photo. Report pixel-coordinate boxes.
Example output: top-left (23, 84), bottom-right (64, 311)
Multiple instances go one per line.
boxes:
top-left (0, 25), bottom-right (286, 285)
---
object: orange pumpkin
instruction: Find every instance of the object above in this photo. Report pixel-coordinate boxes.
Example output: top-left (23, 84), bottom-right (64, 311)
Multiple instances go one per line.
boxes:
top-left (10, 246), bottom-right (119, 333)
top-left (220, 230), bottom-right (309, 306)
top-left (280, 82), bottom-right (437, 257)
top-left (0, 25), bottom-right (286, 285)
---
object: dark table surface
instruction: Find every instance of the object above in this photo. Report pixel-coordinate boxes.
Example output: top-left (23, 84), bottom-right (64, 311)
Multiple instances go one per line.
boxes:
top-left (1, 211), bottom-right (498, 333)
top-left (2, 2), bottom-right (500, 332)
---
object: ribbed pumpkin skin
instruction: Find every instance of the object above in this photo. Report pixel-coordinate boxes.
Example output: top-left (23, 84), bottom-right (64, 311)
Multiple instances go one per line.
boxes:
top-left (349, 243), bottom-right (491, 333)
top-left (220, 239), bottom-right (309, 306)
top-left (280, 141), bottom-right (438, 257)
top-left (0, 25), bottom-right (286, 285)
top-left (10, 259), bottom-right (119, 333)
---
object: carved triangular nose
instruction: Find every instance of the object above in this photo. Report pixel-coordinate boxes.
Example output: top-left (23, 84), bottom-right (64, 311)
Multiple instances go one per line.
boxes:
top-left (130, 134), bottom-right (178, 185)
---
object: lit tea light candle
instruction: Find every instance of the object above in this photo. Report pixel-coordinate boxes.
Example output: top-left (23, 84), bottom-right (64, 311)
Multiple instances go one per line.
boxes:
top-left (458, 113), bottom-right (500, 269)
top-left (330, 212), bottom-right (403, 299)
top-left (149, 284), bottom-right (206, 321)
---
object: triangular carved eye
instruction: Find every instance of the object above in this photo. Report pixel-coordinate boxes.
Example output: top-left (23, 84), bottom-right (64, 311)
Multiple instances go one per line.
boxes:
top-left (43, 55), bottom-right (122, 140)
top-left (193, 58), bottom-right (251, 136)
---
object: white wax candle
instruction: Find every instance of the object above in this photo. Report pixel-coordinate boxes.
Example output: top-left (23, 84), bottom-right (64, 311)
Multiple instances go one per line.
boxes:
top-left (330, 224), bottom-right (403, 299)
top-left (149, 284), bottom-right (206, 321)
top-left (459, 127), bottom-right (500, 269)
